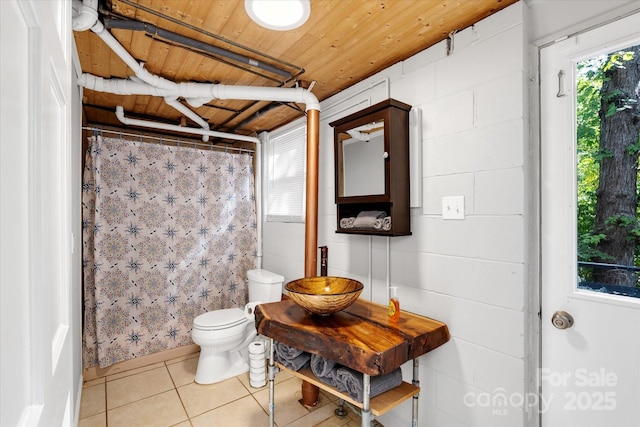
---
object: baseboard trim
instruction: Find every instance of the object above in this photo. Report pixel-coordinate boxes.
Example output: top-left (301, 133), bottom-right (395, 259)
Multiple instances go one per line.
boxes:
top-left (83, 344), bottom-right (200, 381)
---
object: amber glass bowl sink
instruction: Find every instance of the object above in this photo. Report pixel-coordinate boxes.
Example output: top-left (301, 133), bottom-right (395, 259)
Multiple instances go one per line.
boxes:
top-left (285, 276), bottom-right (364, 315)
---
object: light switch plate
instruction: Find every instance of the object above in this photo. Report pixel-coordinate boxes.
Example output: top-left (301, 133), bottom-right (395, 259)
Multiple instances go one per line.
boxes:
top-left (442, 196), bottom-right (465, 219)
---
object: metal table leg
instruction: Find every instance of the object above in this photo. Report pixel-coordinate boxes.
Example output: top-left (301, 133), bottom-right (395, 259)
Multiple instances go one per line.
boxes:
top-left (361, 373), bottom-right (371, 426)
top-left (412, 359), bottom-right (420, 427)
top-left (335, 399), bottom-right (347, 417)
top-left (268, 338), bottom-right (275, 427)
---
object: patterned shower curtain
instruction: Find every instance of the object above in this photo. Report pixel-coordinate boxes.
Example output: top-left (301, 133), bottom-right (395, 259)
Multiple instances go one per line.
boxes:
top-left (82, 135), bottom-right (257, 368)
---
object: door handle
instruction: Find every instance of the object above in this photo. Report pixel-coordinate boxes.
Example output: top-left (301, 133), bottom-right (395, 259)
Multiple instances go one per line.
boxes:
top-left (551, 310), bottom-right (574, 329)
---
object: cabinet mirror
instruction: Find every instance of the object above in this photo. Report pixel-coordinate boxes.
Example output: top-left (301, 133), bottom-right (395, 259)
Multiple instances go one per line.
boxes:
top-left (330, 99), bottom-right (412, 236)
top-left (338, 119), bottom-right (385, 198)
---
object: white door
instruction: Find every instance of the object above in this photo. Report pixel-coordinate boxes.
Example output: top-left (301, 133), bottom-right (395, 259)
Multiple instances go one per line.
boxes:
top-left (0, 1), bottom-right (75, 425)
top-left (541, 12), bottom-right (640, 427)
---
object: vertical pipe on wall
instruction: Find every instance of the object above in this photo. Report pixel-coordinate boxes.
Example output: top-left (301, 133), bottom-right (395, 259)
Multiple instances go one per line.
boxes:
top-left (386, 236), bottom-right (391, 301)
top-left (319, 246), bottom-right (328, 276)
top-left (368, 237), bottom-right (373, 301)
top-left (255, 134), bottom-right (264, 269)
top-left (304, 109), bottom-right (320, 278)
top-left (301, 108), bottom-right (320, 406)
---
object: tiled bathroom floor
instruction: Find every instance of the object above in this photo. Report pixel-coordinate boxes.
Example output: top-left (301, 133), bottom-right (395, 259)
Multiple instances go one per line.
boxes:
top-left (78, 352), bottom-right (367, 427)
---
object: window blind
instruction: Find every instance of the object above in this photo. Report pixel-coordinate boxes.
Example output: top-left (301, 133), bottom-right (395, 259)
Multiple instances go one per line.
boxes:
top-left (265, 125), bottom-right (306, 222)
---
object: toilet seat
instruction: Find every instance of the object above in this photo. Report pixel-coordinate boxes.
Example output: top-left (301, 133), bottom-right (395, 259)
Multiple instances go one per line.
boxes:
top-left (194, 308), bottom-right (247, 331)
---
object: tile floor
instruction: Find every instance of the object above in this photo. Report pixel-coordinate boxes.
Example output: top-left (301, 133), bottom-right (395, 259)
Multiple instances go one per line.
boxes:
top-left (78, 352), bottom-right (367, 427)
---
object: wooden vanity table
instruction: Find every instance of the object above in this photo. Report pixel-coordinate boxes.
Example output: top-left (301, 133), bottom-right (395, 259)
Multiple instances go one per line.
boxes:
top-left (254, 299), bottom-right (450, 426)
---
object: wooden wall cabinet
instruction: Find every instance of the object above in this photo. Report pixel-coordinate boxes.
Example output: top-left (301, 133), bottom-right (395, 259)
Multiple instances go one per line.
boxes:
top-left (330, 99), bottom-right (412, 236)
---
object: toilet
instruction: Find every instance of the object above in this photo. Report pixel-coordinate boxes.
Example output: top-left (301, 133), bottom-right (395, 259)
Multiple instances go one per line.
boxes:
top-left (191, 269), bottom-right (284, 384)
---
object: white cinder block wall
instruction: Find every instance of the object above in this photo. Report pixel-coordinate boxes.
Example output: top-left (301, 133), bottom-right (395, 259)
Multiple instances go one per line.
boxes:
top-left (263, 3), bottom-right (528, 426)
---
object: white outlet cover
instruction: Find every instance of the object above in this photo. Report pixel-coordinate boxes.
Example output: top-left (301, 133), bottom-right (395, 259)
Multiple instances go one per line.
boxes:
top-left (442, 196), bottom-right (465, 219)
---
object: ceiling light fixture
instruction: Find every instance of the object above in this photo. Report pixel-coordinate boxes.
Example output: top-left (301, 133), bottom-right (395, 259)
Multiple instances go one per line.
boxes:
top-left (245, 0), bottom-right (310, 31)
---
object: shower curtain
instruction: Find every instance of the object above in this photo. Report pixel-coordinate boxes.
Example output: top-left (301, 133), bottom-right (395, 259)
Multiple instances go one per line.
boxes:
top-left (82, 135), bottom-right (257, 368)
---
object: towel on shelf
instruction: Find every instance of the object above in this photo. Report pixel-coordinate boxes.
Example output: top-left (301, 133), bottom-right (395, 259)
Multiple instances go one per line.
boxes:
top-left (334, 367), bottom-right (403, 403)
top-left (352, 210), bottom-right (387, 229)
top-left (382, 216), bottom-right (391, 231)
top-left (274, 342), bottom-right (310, 371)
top-left (340, 217), bottom-right (356, 229)
top-left (310, 354), bottom-right (340, 387)
top-left (373, 218), bottom-right (383, 229)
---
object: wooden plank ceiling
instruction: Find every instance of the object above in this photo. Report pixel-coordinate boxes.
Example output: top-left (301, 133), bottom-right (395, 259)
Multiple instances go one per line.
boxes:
top-left (75, 0), bottom-right (518, 142)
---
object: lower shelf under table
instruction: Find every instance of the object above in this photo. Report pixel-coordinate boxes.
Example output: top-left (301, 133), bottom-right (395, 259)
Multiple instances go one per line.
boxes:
top-left (277, 363), bottom-right (419, 417)
top-left (256, 299), bottom-right (450, 426)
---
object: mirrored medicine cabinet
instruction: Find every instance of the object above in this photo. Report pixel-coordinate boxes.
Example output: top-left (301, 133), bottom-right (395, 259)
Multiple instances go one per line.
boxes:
top-left (330, 99), bottom-right (412, 236)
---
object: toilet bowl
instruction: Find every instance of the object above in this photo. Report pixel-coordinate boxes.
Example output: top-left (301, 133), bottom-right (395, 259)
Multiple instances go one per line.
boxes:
top-left (191, 269), bottom-right (284, 384)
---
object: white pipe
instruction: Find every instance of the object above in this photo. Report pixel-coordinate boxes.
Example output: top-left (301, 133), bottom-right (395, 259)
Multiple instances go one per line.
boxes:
top-left (72, 0), bottom-right (98, 32)
top-left (386, 236), bottom-right (390, 301)
top-left (346, 128), bottom-right (383, 142)
top-left (352, 122), bottom-right (383, 133)
top-left (212, 84), bottom-right (320, 112)
top-left (255, 132), bottom-right (268, 269)
top-left (115, 106), bottom-right (259, 143)
top-left (185, 97), bottom-right (212, 108)
top-left (90, 20), bottom-right (176, 90)
top-left (346, 130), bottom-right (371, 142)
top-left (79, 73), bottom-right (174, 96)
top-left (164, 97), bottom-right (210, 142)
top-left (72, 0), bottom-right (175, 90)
top-left (79, 74), bottom-right (320, 112)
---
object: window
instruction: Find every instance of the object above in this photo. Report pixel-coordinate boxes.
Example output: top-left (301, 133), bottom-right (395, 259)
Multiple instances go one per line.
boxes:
top-left (576, 43), bottom-right (640, 299)
top-left (265, 124), bottom-right (306, 222)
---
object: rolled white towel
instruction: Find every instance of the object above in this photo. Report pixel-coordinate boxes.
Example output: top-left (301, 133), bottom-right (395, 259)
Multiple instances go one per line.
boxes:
top-left (382, 216), bottom-right (391, 231)
top-left (340, 217), bottom-right (355, 228)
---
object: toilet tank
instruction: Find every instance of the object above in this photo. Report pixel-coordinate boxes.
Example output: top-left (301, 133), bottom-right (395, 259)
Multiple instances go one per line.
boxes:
top-left (247, 269), bottom-right (285, 303)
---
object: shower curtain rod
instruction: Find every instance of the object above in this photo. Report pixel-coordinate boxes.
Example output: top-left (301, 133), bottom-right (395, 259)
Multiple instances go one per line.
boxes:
top-left (82, 127), bottom-right (255, 153)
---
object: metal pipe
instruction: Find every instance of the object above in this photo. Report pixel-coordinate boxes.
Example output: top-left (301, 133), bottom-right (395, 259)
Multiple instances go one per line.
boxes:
top-left (103, 18), bottom-right (293, 79)
top-left (362, 374), bottom-right (372, 426)
top-left (319, 246), bottom-right (328, 276)
top-left (268, 338), bottom-right (276, 427)
top-left (116, 0), bottom-right (305, 77)
top-left (304, 109), bottom-right (320, 277)
top-left (81, 127), bottom-right (254, 153)
top-left (412, 359), bottom-right (420, 427)
top-left (300, 108), bottom-right (321, 406)
top-left (334, 399), bottom-right (347, 417)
